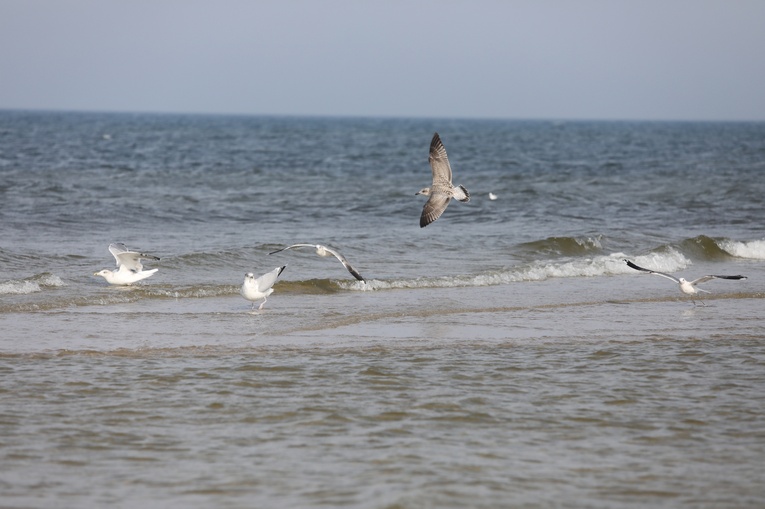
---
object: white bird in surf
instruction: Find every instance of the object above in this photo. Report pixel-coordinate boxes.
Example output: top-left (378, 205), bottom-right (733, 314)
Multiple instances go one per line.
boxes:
top-left (416, 132), bottom-right (470, 228)
top-left (269, 244), bottom-right (365, 282)
top-left (94, 243), bottom-right (160, 285)
top-left (241, 266), bottom-right (287, 310)
top-left (625, 260), bottom-right (746, 306)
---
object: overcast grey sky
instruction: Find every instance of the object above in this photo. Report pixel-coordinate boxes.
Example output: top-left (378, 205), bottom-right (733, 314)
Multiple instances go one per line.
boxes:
top-left (1, 0), bottom-right (764, 121)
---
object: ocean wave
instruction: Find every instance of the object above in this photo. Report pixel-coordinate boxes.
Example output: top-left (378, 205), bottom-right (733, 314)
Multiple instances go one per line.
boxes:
top-left (677, 235), bottom-right (738, 260)
top-left (717, 239), bottom-right (765, 260)
top-left (354, 251), bottom-right (690, 291)
top-left (619, 248), bottom-right (691, 274)
top-left (518, 235), bottom-right (604, 257)
top-left (141, 285), bottom-right (239, 299)
top-left (0, 273), bottom-right (66, 295)
top-left (144, 280), bottom-right (350, 298)
top-left (647, 235), bottom-right (765, 262)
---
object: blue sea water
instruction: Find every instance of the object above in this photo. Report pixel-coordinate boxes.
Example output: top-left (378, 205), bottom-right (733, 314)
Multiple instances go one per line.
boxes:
top-left (1, 110), bottom-right (764, 507)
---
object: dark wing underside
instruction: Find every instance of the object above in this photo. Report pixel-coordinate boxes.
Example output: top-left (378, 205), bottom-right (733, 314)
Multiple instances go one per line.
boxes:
top-left (420, 193), bottom-right (451, 228)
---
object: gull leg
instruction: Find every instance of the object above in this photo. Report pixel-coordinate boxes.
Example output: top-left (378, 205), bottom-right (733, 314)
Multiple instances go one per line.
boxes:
top-left (258, 296), bottom-right (267, 310)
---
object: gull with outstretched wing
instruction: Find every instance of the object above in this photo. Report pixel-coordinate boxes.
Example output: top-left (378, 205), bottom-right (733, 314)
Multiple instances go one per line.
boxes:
top-left (269, 244), bottom-right (365, 282)
top-left (625, 260), bottom-right (746, 305)
top-left (94, 243), bottom-right (160, 285)
top-left (415, 132), bottom-right (470, 228)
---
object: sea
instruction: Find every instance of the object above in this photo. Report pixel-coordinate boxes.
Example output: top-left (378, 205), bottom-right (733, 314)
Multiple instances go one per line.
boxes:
top-left (1, 110), bottom-right (764, 508)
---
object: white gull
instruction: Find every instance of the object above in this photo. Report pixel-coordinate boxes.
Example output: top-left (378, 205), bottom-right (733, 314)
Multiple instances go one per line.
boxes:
top-left (241, 265), bottom-right (287, 310)
top-left (94, 243), bottom-right (160, 285)
top-left (625, 260), bottom-right (746, 306)
top-left (269, 244), bottom-right (365, 282)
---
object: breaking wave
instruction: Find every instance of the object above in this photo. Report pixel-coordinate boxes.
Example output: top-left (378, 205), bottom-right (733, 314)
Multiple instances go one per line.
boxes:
top-left (0, 273), bottom-right (66, 295)
top-left (354, 249), bottom-right (691, 291)
top-left (717, 239), bottom-right (765, 260)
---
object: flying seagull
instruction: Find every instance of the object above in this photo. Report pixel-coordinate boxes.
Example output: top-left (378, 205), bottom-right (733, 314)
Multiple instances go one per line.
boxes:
top-left (241, 265), bottom-right (287, 310)
top-left (94, 242), bottom-right (160, 285)
top-left (269, 244), bottom-right (365, 282)
top-left (416, 132), bottom-right (470, 228)
top-left (625, 260), bottom-right (746, 305)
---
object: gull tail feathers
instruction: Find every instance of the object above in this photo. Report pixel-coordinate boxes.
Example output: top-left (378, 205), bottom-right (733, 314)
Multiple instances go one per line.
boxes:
top-left (456, 185), bottom-right (470, 202)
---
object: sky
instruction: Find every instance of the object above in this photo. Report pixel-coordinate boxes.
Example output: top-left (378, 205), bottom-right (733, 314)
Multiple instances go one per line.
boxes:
top-left (1, 0), bottom-right (764, 121)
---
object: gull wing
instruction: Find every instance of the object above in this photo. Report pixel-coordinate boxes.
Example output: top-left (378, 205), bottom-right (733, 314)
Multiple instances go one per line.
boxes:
top-left (108, 243), bottom-right (130, 266)
top-left (270, 244), bottom-right (366, 281)
top-left (109, 243), bottom-right (143, 271)
top-left (420, 192), bottom-right (452, 228)
top-left (428, 132), bottom-right (452, 184)
top-left (255, 266), bottom-right (286, 292)
top-left (690, 274), bottom-right (747, 286)
top-left (321, 245), bottom-right (366, 282)
top-left (625, 260), bottom-right (680, 284)
top-left (268, 244), bottom-right (314, 255)
top-left (109, 243), bottom-right (160, 272)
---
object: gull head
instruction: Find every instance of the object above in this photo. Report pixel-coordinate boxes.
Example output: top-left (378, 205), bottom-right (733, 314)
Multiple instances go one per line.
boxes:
top-left (416, 187), bottom-right (431, 196)
top-left (94, 269), bottom-right (111, 279)
top-left (678, 277), bottom-right (688, 283)
top-left (244, 272), bottom-right (255, 281)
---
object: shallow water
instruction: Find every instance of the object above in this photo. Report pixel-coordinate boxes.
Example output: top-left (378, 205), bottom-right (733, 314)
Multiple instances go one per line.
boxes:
top-left (1, 111), bottom-right (764, 507)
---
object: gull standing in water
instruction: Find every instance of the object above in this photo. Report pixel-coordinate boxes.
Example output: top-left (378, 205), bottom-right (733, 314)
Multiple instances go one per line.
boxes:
top-left (269, 244), bottom-right (365, 282)
top-left (625, 260), bottom-right (746, 305)
top-left (241, 266), bottom-right (287, 310)
top-left (416, 132), bottom-right (470, 228)
top-left (94, 243), bottom-right (160, 285)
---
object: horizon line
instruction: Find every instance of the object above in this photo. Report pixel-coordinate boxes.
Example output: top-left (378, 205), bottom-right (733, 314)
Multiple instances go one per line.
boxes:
top-left (1, 106), bottom-right (763, 124)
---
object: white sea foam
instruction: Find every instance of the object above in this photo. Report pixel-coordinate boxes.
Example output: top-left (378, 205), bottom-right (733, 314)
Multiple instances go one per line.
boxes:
top-left (578, 235), bottom-right (603, 250)
top-left (619, 248), bottom-right (691, 274)
top-left (0, 280), bottom-right (42, 295)
top-left (717, 239), bottom-right (765, 260)
top-left (0, 273), bottom-right (66, 295)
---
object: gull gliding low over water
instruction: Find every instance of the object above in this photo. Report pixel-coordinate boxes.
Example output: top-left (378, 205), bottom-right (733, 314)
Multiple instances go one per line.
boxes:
top-left (269, 244), bottom-right (365, 282)
top-left (94, 243), bottom-right (160, 285)
top-left (625, 260), bottom-right (747, 305)
top-left (241, 265), bottom-right (287, 310)
top-left (416, 132), bottom-right (470, 228)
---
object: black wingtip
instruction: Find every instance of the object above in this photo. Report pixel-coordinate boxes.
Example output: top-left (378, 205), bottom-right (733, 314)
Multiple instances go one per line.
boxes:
top-left (430, 132), bottom-right (442, 149)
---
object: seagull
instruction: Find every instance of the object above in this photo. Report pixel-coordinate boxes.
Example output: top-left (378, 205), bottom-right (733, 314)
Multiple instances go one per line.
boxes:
top-left (416, 132), bottom-right (470, 228)
top-left (94, 243), bottom-right (160, 285)
top-left (241, 266), bottom-right (287, 310)
top-left (625, 260), bottom-right (746, 305)
top-left (269, 244), bottom-right (365, 282)
top-left (488, 192), bottom-right (498, 201)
